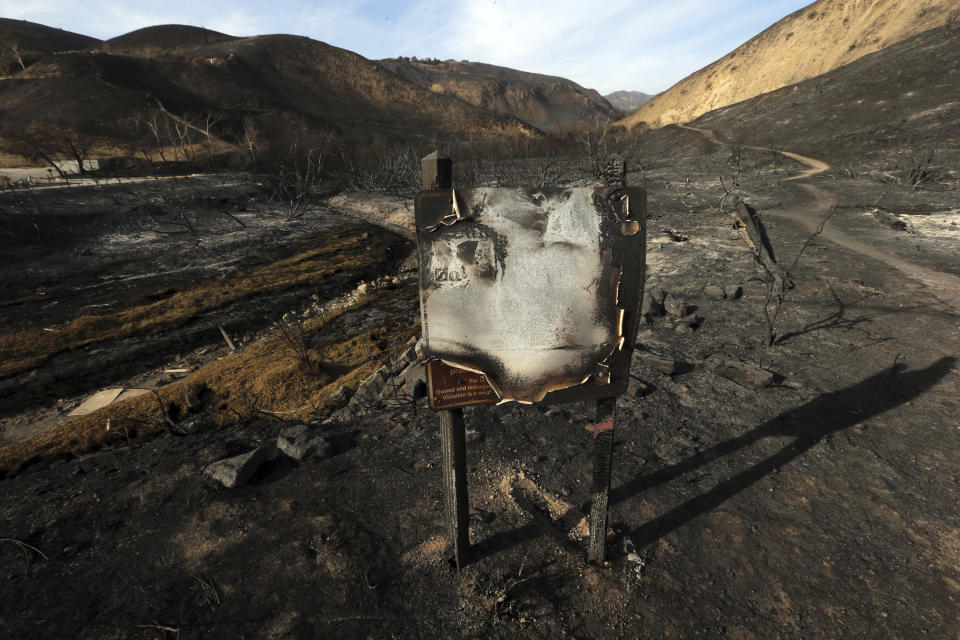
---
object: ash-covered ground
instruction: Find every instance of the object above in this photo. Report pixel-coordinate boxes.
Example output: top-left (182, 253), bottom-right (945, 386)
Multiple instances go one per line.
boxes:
top-left (1, 127), bottom-right (958, 638)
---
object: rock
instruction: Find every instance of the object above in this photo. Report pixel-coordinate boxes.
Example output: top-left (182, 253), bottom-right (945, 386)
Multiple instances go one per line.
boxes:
top-left (204, 447), bottom-right (267, 488)
top-left (634, 350), bottom-right (679, 375)
top-left (277, 424), bottom-right (334, 461)
top-left (388, 424), bottom-right (409, 438)
top-left (396, 345), bottom-right (418, 367)
top-left (627, 378), bottom-right (651, 397)
top-left (466, 428), bottom-right (484, 443)
top-left (680, 313), bottom-right (703, 328)
top-left (707, 357), bottom-right (775, 388)
top-left (327, 384), bottom-right (354, 408)
top-left (357, 282), bottom-right (370, 295)
top-left (704, 285), bottom-right (725, 300)
top-left (350, 368), bottom-right (389, 410)
top-left (174, 415), bottom-right (206, 435)
top-left (648, 286), bottom-right (667, 304)
top-left (663, 293), bottom-right (687, 317)
top-left (414, 338), bottom-right (425, 361)
top-left (724, 285), bottom-right (743, 300)
top-left (873, 209), bottom-right (910, 232)
top-left (396, 362), bottom-right (427, 399)
top-left (641, 290), bottom-right (665, 317)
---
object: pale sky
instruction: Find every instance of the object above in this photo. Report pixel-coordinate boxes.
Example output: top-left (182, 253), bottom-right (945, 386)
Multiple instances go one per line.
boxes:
top-left (1, 0), bottom-right (813, 95)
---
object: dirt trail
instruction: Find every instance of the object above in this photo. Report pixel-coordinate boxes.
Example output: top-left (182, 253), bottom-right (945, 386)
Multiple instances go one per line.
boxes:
top-left (677, 123), bottom-right (960, 314)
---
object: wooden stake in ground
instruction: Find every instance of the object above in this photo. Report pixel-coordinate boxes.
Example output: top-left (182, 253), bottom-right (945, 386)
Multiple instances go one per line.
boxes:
top-left (588, 397), bottom-right (616, 564)
top-left (439, 407), bottom-right (470, 568)
top-left (421, 151), bottom-right (470, 568)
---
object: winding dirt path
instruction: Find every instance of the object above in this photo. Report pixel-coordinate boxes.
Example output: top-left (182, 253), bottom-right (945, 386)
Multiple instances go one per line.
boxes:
top-left (677, 124), bottom-right (960, 314)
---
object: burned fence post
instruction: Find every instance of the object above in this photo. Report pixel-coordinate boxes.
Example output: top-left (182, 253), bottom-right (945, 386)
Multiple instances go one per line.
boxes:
top-left (421, 151), bottom-right (470, 568)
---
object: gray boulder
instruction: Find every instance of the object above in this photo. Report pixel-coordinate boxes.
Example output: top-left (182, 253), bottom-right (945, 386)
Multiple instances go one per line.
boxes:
top-left (204, 447), bottom-right (267, 488)
top-left (277, 424), bottom-right (334, 461)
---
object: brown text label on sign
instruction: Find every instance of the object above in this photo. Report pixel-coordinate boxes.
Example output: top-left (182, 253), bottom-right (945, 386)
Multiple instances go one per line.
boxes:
top-left (426, 361), bottom-right (498, 409)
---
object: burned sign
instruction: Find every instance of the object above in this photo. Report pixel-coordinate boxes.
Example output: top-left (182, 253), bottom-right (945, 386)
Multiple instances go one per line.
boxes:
top-left (416, 186), bottom-right (646, 406)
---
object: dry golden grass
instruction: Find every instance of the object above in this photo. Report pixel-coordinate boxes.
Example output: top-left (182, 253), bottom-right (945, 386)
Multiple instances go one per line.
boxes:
top-left (0, 287), bottom-right (420, 477)
top-left (0, 227), bottom-right (391, 379)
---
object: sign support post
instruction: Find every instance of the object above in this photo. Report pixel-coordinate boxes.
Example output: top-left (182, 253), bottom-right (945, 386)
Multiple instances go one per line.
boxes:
top-left (588, 397), bottom-right (616, 564)
top-left (421, 152), bottom-right (470, 568)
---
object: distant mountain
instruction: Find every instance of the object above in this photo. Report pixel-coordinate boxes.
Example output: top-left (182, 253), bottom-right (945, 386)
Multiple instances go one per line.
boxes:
top-left (618, 0), bottom-right (960, 129)
top-left (604, 90), bottom-right (652, 112)
top-left (378, 58), bottom-right (619, 131)
top-left (0, 28), bottom-right (538, 158)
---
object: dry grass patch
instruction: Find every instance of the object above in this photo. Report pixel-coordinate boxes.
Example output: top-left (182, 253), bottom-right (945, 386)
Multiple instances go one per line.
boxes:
top-left (0, 225), bottom-right (394, 378)
top-left (0, 288), bottom-right (419, 477)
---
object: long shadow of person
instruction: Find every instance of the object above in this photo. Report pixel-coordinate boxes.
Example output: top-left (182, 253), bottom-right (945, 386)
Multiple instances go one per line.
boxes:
top-left (473, 356), bottom-right (956, 561)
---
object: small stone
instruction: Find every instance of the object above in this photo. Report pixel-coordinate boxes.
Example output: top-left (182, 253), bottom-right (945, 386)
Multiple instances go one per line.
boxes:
top-left (356, 282), bottom-right (370, 294)
top-left (175, 415), bottom-right (205, 435)
top-left (397, 345), bottom-right (418, 366)
top-left (389, 424), bottom-right (409, 438)
top-left (627, 378), bottom-right (651, 397)
top-left (873, 210), bottom-right (909, 231)
top-left (704, 285), bottom-right (725, 300)
top-left (635, 350), bottom-right (679, 375)
top-left (724, 285), bottom-right (743, 300)
top-left (413, 338), bottom-right (425, 361)
top-left (327, 384), bottom-right (354, 408)
top-left (466, 428), bottom-right (484, 443)
top-left (680, 313), bottom-right (703, 328)
top-left (391, 276), bottom-right (401, 285)
top-left (663, 293), bottom-right (687, 317)
top-left (203, 447), bottom-right (267, 488)
top-left (350, 369), bottom-right (388, 409)
top-left (648, 286), bottom-right (667, 304)
top-left (277, 424), bottom-right (334, 461)
top-left (707, 357), bottom-right (775, 388)
top-left (641, 291), bottom-right (665, 317)
top-left (396, 362), bottom-right (427, 399)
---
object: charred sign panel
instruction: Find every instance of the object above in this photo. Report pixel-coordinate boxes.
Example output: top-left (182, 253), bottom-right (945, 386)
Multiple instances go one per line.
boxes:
top-left (416, 187), bottom-right (646, 405)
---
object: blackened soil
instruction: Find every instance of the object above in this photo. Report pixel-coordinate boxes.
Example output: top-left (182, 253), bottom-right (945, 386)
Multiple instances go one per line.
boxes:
top-left (1, 135), bottom-right (959, 638)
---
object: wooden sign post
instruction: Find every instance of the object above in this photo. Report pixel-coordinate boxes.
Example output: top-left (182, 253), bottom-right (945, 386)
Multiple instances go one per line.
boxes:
top-left (421, 152), bottom-right (471, 569)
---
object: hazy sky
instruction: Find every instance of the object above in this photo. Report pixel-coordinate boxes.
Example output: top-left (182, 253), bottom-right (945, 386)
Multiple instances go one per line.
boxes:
top-left (1, 0), bottom-right (813, 94)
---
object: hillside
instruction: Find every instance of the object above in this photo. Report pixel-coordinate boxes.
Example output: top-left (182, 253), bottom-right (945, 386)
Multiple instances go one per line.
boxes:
top-left (0, 32), bottom-right (538, 159)
top-left (378, 58), bottom-right (619, 131)
top-left (605, 90), bottom-right (652, 111)
top-left (0, 18), bottom-right (100, 53)
top-left (0, 18), bottom-right (101, 75)
top-left (97, 24), bottom-right (240, 53)
top-left (691, 21), bottom-right (960, 171)
top-left (618, 0), bottom-right (960, 129)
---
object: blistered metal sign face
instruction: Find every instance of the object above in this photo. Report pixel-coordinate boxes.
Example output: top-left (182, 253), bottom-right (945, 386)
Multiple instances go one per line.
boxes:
top-left (416, 187), bottom-right (646, 406)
